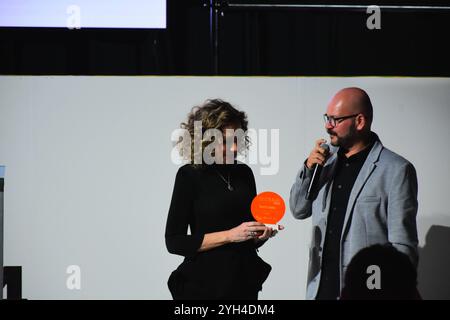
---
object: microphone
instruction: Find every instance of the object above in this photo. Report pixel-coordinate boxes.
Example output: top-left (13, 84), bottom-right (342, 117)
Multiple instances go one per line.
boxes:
top-left (305, 143), bottom-right (330, 200)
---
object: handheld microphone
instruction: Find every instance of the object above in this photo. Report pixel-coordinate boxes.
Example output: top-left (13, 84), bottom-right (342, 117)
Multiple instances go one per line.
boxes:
top-left (305, 143), bottom-right (330, 200)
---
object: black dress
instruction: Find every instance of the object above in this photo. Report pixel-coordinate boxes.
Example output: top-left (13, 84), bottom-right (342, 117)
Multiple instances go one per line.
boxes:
top-left (165, 162), bottom-right (271, 300)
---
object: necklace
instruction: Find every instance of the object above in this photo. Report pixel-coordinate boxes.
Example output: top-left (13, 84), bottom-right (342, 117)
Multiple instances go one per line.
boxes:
top-left (216, 169), bottom-right (234, 191)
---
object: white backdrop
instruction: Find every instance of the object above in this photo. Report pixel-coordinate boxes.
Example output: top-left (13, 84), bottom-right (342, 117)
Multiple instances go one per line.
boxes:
top-left (0, 76), bottom-right (449, 299)
top-left (0, 1), bottom-right (166, 29)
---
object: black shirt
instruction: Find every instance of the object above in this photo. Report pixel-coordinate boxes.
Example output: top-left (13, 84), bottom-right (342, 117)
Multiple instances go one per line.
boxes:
top-left (165, 163), bottom-right (271, 299)
top-left (316, 140), bottom-right (375, 300)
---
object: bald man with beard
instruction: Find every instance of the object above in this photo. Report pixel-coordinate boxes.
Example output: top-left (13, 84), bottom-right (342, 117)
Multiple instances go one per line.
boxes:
top-left (289, 87), bottom-right (418, 300)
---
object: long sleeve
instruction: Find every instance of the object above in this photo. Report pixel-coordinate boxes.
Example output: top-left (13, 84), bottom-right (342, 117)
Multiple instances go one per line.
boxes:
top-left (247, 167), bottom-right (267, 250)
top-left (387, 162), bottom-right (419, 267)
top-left (165, 166), bottom-right (205, 257)
top-left (289, 161), bottom-right (315, 220)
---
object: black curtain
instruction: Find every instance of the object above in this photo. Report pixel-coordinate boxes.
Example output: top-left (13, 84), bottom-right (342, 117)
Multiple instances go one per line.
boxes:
top-left (0, 0), bottom-right (449, 76)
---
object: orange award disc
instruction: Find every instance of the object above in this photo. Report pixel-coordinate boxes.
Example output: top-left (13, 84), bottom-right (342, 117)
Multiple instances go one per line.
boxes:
top-left (251, 191), bottom-right (285, 225)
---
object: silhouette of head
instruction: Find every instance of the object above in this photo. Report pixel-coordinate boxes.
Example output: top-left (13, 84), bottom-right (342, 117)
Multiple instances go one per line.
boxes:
top-left (341, 244), bottom-right (418, 300)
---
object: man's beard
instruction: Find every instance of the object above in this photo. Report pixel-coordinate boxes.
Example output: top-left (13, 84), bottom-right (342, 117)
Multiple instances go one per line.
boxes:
top-left (327, 125), bottom-right (357, 149)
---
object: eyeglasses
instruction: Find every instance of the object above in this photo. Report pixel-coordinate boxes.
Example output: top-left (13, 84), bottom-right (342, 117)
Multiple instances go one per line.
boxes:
top-left (323, 113), bottom-right (359, 127)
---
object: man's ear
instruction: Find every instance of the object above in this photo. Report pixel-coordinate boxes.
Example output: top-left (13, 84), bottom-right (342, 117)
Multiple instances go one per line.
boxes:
top-left (356, 114), bottom-right (366, 131)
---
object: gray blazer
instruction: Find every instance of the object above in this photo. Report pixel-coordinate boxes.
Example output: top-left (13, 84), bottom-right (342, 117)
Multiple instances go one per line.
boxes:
top-left (289, 134), bottom-right (418, 300)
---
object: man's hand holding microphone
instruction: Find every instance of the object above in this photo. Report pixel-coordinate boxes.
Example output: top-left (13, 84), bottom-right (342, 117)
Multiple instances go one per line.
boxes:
top-left (305, 139), bottom-right (331, 200)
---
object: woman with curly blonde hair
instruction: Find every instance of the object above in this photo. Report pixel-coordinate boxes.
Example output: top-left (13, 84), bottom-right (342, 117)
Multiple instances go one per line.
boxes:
top-left (165, 99), bottom-right (279, 300)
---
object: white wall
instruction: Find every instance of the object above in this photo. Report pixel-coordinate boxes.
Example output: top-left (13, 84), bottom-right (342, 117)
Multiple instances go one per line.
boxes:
top-left (0, 76), bottom-right (449, 299)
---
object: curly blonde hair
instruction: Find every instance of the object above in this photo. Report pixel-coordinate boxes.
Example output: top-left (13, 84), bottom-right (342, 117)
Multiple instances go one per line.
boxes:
top-left (177, 99), bottom-right (250, 165)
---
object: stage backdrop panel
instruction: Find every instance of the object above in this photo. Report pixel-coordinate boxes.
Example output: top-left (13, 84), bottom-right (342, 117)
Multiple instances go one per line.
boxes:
top-left (0, 76), bottom-right (449, 299)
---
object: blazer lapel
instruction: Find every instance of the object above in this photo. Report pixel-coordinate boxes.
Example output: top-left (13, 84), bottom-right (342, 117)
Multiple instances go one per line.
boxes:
top-left (340, 139), bottom-right (384, 242)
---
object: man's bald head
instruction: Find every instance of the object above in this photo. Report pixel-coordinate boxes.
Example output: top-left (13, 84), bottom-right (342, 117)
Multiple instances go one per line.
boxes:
top-left (325, 87), bottom-right (374, 149)
top-left (328, 87), bottom-right (373, 126)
